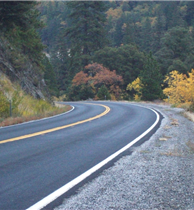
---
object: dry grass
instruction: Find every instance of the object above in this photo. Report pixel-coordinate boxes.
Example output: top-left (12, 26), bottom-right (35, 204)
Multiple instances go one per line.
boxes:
top-left (183, 111), bottom-right (194, 123)
top-left (0, 73), bottom-right (73, 127)
top-left (0, 105), bottom-right (71, 127)
top-left (168, 102), bottom-right (194, 123)
top-left (54, 102), bottom-right (67, 108)
top-left (170, 118), bottom-right (179, 126)
top-left (159, 134), bottom-right (172, 141)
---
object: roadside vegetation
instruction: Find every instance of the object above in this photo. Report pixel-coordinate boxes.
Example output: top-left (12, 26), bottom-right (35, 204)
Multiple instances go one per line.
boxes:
top-left (128, 69), bottom-right (194, 108)
top-left (0, 74), bottom-right (70, 127)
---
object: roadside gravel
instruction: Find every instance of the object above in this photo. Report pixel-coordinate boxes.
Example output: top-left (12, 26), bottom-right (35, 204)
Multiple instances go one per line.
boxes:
top-left (55, 103), bottom-right (194, 210)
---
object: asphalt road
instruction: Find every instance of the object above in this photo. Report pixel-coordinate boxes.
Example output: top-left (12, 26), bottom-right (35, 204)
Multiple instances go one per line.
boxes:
top-left (0, 101), bottom-right (161, 210)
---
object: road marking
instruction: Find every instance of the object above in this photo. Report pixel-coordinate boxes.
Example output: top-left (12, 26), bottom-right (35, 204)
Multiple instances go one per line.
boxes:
top-left (0, 104), bottom-right (110, 145)
top-left (26, 107), bottom-right (160, 210)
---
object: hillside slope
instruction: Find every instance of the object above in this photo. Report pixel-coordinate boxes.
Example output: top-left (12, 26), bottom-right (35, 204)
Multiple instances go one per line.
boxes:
top-left (0, 37), bottom-right (49, 100)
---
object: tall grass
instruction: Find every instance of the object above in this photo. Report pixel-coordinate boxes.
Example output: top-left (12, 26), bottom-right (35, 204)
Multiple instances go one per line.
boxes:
top-left (0, 73), bottom-right (71, 127)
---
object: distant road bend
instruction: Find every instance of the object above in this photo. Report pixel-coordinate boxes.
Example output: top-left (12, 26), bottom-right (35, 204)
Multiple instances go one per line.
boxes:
top-left (0, 101), bottom-right (161, 210)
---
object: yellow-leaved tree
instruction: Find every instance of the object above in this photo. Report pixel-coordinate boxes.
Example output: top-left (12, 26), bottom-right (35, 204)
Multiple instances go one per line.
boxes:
top-left (163, 69), bottom-right (194, 104)
top-left (126, 77), bottom-right (142, 101)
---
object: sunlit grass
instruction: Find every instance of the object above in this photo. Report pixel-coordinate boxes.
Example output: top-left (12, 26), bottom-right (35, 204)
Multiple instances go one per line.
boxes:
top-left (0, 73), bottom-right (71, 127)
top-left (0, 105), bottom-right (71, 127)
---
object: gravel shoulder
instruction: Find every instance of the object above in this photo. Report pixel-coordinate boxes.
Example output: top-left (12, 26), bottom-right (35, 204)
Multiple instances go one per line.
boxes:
top-left (55, 103), bottom-right (194, 210)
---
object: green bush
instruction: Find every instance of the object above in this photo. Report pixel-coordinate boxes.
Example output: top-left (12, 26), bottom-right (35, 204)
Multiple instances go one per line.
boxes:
top-left (97, 85), bottom-right (111, 100)
top-left (0, 91), bottom-right (9, 117)
top-left (67, 84), bottom-right (94, 101)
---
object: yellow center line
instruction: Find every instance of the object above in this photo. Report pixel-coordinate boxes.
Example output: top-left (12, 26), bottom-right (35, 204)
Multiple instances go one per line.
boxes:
top-left (0, 104), bottom-right (110, 145)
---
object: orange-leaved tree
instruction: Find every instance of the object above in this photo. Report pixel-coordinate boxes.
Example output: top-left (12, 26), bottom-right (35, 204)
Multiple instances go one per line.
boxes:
top-left (72, 63), bottom-right (123, 100)
top-left (72, 71), bottom-right (89, 86)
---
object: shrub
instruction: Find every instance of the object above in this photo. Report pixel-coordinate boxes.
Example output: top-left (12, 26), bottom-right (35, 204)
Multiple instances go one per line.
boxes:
top-left (97, 85), bottom-right (111, 100)
top-left (163, 69), bottom-right (194, 104)
top-left (0, 91), bottom-right (9, 117)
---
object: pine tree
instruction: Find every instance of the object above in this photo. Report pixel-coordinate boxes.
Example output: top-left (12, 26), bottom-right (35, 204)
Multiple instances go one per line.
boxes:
top-left (161, 2), bottom-right (184, 30)
top-left (155, 26), bottom-right (194, 75)
top-left (97, 85), bottom-right (111, 100)
top-left (139, 52), bottom-right (163, 100)
top-left (0, 2), bottom-right (39, 32)
top-left (94, 44), bottom-right (145, 87)
top-left (0, 2), bottom-right (44, 66)
top-left (141, 17), bottom-right (153, 52)
top-left (185, 2), bottom-right (194, 26)
top-left (152, 7), bottom-right (166, 53)
top-left (42, 56), bottom-right (58, 96)
top-left (0, 0), bottom-right (44, 69)
top-left (64, 1), bottom-right (108, 68)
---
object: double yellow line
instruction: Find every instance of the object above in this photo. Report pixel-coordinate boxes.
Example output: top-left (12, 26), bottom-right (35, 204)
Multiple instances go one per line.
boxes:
top-left (0, 104), bottom-right (110, 145)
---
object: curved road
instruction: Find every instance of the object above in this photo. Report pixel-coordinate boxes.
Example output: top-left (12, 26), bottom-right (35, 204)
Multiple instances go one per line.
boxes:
top-left (0, 102), bottom-right (161, 210)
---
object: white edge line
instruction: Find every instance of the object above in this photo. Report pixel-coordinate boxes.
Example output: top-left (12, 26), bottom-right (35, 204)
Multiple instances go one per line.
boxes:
top-left (0, 106), bottom-right (75, 130)
top-left (26, 108), bottom-right (160, 210)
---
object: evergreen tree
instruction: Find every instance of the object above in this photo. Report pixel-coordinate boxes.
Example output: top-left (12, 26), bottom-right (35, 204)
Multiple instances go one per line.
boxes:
top-left (161, 2), bottom-right (185, 30)
top-left (38, 2), bottom-right (68, 53)
top-left (139, 52), bottom-right (163, 100)
top-left (0, 2), bottom-right (40, 32)
top-left (184, 2), bottom-right (194, 26)
top-left (152, 7), bottom-right (166, 53)
top-left (94, 44), bottom-right (145, 87)
top-left (0, 2), bottom-right (44, 67)
top-left (155, 26), bottom-right (194, 75)
top-left (50, 34), bottom-right (73, 92)
top-left (67, 84), bottom-right (94, 101)
top-left (141, 17), bottom-right (153, 52)
top-left (42, 56), bottom-right (58, 96)
top-left (114, 16), bottom-right (124, 46)
top-left (123, 22), bottom-right (133, 45)
top-left (64, 1), bottom-right (108, 68)
top-left (97, 85), bottom-right (111, 100)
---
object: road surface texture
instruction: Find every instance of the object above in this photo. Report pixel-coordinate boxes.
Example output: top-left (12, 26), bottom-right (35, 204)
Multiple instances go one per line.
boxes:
top-left (55, 102), bottom-right (194, 210)
top-left (0, 102), bottom-right (160, 210)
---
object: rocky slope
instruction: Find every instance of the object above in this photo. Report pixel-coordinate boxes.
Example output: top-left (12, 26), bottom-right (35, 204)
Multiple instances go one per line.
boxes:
top-left (0, 36), bottom-right (49, 100)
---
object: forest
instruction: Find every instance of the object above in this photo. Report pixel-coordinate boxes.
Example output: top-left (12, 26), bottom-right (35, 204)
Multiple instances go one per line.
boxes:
top-left (0, 1), bottom-right (60, 120)
top-left (37, 1), bottom-right (194, 105)
top-left (1, 1), bottom-right (194, 108)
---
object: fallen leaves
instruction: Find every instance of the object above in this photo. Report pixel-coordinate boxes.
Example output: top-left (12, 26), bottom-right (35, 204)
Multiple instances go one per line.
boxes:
top-left (170, 118), bottom-right (179, 126)
top-left (164, 125), bottom-right (171, 130)
top-left (159, 135), bottom-right (172, 141)
top-left (159, 137), bottom-right (168, 141)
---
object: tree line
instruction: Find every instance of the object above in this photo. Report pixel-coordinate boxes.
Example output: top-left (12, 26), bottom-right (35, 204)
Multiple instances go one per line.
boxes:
top-left (1, 1), bottom-right (194, 105)
top-left (38, 1), bottom-right (194, 103)
top-left (0, 1), bottom-right (58, 99)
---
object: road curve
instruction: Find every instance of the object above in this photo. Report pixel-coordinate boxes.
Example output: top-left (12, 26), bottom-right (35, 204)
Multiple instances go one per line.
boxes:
top-left (0, 101), bottom-right (161, 210)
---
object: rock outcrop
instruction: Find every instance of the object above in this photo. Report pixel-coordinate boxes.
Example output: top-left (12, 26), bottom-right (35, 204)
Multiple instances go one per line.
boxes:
top-left (0, 37), bottom-right (50, 100)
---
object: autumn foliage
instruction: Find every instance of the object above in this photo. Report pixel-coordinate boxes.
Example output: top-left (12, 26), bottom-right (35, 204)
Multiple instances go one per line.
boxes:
top-left (72, 71), bottom-right (89, 86)
top-left (163, 69), bottom-right (194, 104)
top-left (72, 63), bottom-right (123, 100)
top-left (126, 77), bottom-right (142, 101)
